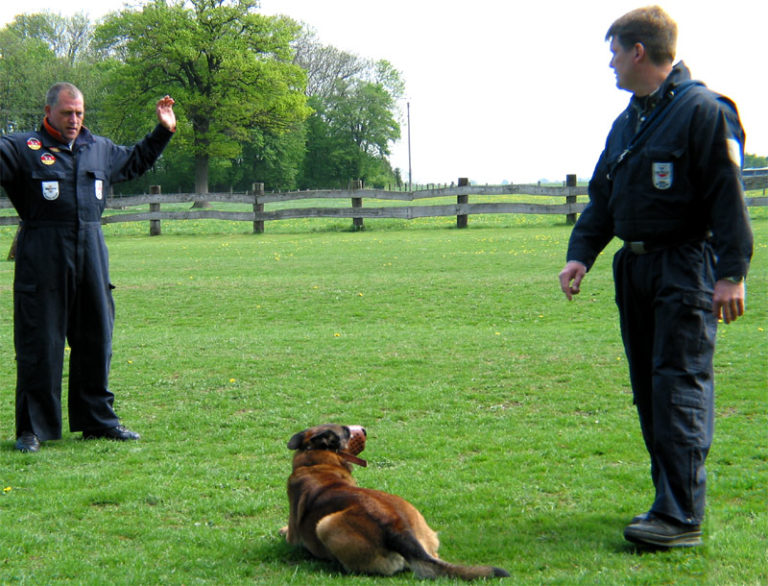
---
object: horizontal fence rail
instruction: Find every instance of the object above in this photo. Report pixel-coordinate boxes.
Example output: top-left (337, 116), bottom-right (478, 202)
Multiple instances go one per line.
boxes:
top-left (1, 173), bottom-right (766, 234)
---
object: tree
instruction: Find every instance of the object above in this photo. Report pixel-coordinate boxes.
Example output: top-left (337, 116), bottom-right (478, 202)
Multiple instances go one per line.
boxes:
top-left (292, 31), bottom-right (403, 189)
top-left (292, 27), bottom-right (368, 99)
top-left (0, 28), bottom-right (55, 134)
top-left (745, 153), bottom-right (767, 168)
top-left (1, 12), bottom-right (123, 141)
top-left (0, 13), bottom-right (93, 135)
top-left (9, 12), bottom-right (93, 67)
top-left (92, 0), bottom-right (311, 197)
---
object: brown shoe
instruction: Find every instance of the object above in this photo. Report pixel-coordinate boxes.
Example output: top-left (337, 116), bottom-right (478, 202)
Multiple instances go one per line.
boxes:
top-left (15, 431), bottom-right (41, 453)
top-left (624, 513), bottom-right (702, 548)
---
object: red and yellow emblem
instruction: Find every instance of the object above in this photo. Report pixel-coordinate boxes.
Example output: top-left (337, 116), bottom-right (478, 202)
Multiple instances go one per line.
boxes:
top-left (26, 138), bottom-right (42, 150)
top-left (40, 153), bottom-right (56, 166)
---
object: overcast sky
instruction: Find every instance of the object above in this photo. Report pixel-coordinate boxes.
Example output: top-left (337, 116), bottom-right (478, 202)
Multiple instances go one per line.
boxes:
top-left (2, 0), bottom-right (766, 183)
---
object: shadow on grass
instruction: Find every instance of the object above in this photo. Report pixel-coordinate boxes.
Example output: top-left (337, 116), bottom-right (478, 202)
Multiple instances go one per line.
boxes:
top-left (499, 510), bottom-right (705, 564)
top-left (247, 533), bottom-right (350, 579)
top-left (242, 511), bottom-right (697, 583)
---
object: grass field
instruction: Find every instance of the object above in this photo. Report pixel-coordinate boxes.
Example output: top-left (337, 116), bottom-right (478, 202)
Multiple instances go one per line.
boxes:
top-left (0, 208), bottom-right (765, 584)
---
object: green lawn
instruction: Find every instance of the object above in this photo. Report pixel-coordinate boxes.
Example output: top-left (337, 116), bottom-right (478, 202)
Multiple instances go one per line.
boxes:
top-left (0, 210), bottom-right (765, 584)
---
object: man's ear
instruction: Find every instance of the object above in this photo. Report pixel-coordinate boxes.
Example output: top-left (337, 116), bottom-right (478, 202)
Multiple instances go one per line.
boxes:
top-left (632, 42), bottom-right (646, 62)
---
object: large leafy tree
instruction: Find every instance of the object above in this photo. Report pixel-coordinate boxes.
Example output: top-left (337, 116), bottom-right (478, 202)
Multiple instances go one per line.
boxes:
top-left (92, 0), bottom-right (310, 195)
top-left (291, 30), bottom-right (402, 189)
top-left (298, 60), bottom-right (403, 188)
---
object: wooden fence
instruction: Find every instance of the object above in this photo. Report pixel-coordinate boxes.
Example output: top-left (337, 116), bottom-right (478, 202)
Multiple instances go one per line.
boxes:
top-left (1, 173), bottom-right (766, 235)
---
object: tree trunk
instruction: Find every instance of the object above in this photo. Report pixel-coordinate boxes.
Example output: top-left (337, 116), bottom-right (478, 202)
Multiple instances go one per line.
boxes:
top-left (7, 224), bottom-right (20, 261)
top-left (192, 151), bottom-right (210, 209)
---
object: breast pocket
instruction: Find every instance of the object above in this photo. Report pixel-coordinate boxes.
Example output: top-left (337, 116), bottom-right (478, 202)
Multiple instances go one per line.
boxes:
top-left (86, 170), bottom-right (109, 202)
top-left (31, 170), bottom-right (66, 202)
top-left (29, 170), bottom-right (74, 219)
top-left (645, 145), bottom-right (687, 193)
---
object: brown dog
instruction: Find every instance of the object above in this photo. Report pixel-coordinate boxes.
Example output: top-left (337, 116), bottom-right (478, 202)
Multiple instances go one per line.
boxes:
top-left (281, 424), bottom-right (509, 580)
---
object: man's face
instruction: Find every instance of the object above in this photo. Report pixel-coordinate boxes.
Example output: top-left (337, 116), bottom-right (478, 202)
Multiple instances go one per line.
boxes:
top-left (609, 36), bottom-right (636, 92)
top-left (45, 91), bottom-right (84, 142)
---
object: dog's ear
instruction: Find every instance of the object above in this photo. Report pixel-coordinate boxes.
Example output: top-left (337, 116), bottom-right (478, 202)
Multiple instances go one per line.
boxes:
top-left (287, 430), bottom-right (307, 450)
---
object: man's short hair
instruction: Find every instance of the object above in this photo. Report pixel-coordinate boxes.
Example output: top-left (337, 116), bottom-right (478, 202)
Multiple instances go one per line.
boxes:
top-left (606, 5), bottom-right (677, 65)
top-left (46, 82), bottom-right (83, 108)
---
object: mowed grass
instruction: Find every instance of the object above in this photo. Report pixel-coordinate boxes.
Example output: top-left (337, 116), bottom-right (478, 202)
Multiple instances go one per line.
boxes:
top-left (0, 209), bottom-right (765, 585)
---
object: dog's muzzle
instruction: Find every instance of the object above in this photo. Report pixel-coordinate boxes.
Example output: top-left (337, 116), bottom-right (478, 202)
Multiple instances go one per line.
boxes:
top-left (347, 426), bottom-right (367, 455)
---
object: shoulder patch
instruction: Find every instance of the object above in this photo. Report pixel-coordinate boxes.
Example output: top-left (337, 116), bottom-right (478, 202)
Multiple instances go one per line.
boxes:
top-left (726, 138), bottom-right (742, 168)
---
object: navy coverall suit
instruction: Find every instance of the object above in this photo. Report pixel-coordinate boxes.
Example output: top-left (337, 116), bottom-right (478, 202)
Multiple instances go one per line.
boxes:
top-left (566, 62), bottom-right (753, 525)
top-left (1, 121), bottom-right (173, 441)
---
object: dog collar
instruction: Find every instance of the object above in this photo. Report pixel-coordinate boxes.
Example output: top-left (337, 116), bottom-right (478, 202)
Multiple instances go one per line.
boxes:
top-left (340, 451), bottom-right (367, 467)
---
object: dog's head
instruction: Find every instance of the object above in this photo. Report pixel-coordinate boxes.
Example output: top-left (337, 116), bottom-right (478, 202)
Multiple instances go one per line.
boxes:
top-left (287, 424), bottom-right (367, 466)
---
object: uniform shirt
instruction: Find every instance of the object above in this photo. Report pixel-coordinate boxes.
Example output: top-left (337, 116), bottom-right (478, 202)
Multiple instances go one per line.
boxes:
top-left (1, 121), bottom-right (174, 224)
top-left (567, 62), bottom-right (753, 281)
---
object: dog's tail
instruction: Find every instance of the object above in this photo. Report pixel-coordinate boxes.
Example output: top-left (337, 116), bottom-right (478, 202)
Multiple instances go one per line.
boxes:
top-left (386, 531), bottom-right (509, 581)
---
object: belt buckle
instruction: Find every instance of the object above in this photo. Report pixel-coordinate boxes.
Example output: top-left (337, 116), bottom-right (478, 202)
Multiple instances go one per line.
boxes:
top-left (627, 241), bottom-right (647, 254)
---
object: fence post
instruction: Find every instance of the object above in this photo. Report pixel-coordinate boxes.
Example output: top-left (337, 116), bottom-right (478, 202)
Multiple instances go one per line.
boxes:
top-left (252, 182), bottom-right (265, 234)
top-left (457, 177), bottom-right (469, 228)
top-left (149, 185), bottom-right (161, 236)
top-left (351, 179), bottom-right (364, 231)
top-left (565, 174), bottom-right (577, 225)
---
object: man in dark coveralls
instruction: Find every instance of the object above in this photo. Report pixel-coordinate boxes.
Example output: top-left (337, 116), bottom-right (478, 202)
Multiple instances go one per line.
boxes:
top-left (0, 82), bottom-right (176, 452)
top-left (558, 7), bottom-right (753, 547)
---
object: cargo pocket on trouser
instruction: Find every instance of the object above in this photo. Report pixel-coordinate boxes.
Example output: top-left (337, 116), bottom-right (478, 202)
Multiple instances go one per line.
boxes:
top-left (653, 290), bottom-right (716, 448)
top-left (13, 282), bottom-right (40, 355)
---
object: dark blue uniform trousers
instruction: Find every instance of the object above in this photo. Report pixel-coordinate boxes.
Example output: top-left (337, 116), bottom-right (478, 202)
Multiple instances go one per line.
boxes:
top-left (14, 221), bottom-right (119, 441)
top-left (613, 241), bottom-right (717, 526)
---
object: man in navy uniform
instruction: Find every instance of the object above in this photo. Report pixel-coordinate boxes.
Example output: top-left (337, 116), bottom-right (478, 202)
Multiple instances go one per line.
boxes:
top-left (1, 82), bottom-right (176, 452)
top-left (558, 7), bottom-right (753, 547)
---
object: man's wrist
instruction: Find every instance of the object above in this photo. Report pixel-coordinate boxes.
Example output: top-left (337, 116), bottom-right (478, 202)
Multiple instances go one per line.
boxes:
top-left (721, 276), bottom-right (744, 284)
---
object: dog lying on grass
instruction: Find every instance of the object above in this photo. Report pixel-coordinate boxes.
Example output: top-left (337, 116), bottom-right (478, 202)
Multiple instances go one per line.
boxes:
top-left (280, 424), bottom-right (509, 580)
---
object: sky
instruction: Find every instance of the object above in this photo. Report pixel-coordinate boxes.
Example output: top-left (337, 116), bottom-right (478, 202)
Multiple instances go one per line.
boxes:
top-left (2, 0), bottom-right (766, 184)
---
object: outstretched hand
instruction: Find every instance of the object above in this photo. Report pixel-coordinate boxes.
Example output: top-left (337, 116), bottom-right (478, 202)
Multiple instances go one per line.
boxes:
top-left (156, 95), bottom-right (176, 132)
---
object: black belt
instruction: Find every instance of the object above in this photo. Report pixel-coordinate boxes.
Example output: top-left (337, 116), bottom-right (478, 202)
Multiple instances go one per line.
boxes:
top-left (20, 220), bottom-right (100, 228)
top-left (623, 236), bottom-right (707, 255)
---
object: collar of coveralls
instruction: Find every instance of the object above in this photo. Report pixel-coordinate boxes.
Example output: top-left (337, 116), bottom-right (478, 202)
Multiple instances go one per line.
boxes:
top-left (42, 117), bottom-right (89, 148)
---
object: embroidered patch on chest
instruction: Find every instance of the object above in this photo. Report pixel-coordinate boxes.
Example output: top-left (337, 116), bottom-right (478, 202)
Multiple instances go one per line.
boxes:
top-left (652, 162), bottom-right (673, 190)
top-left (42, 181), bottom-right (60, 201)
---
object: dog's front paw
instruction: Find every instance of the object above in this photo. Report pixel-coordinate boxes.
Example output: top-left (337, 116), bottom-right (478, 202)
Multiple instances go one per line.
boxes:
top-left (279, 525), bottom-right (289, 538)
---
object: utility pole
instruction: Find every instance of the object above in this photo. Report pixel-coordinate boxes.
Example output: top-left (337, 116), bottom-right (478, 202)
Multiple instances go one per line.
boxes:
top-left (407, 101), bottom-right (412, 191)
